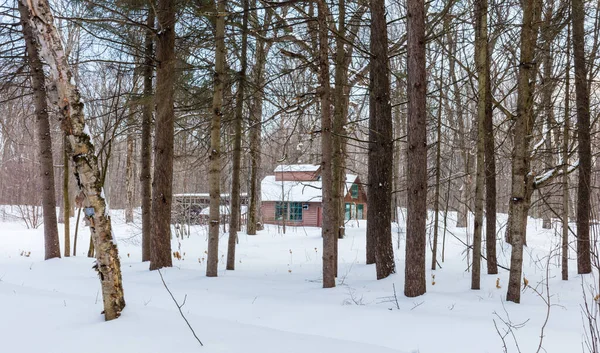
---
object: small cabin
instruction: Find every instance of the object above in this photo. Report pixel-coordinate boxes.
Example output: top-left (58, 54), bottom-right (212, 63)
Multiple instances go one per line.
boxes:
top-left (261, 164), bottom-right (367, 227)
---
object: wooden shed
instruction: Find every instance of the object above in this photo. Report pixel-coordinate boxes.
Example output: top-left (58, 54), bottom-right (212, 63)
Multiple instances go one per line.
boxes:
top-left (261, 164), bottom-right (367, 227)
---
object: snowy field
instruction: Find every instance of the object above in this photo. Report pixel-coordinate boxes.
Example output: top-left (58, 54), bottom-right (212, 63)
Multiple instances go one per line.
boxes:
top-left (0, 206), bottom-right (594, 352)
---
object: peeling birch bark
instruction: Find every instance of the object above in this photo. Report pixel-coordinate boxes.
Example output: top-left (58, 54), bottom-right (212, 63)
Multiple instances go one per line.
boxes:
top-left (19, 0), bottom-right (125, 320)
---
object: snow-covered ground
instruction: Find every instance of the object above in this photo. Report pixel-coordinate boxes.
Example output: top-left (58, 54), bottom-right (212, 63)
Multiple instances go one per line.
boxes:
top-left (0, 207), bottom-right (594, 352)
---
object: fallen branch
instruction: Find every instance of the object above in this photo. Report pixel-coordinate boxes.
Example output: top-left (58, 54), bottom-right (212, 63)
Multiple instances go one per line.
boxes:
top-left (157, 269), bottom-right (204, 347)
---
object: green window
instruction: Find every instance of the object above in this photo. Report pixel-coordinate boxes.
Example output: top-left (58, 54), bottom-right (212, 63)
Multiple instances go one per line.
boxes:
top-left (289, 202), bottom-right (303, 221)
top-left (351, 184), bottom-right (359, 198)
top-left (345, 203), bottom-right (351, 220)
top-left (357, 204), bottom-right (364, 219)
top-left (275, 202), bottom-right (287, 220)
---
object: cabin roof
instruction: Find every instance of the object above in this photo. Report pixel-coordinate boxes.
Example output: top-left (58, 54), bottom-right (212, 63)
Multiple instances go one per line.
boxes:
top-left (173, 193), bottom-right (248, 198)
top-left (261, 174), bottom-right (358, 202)
top-left (200, 205), bottom-right (248, 216)
top-left (274, 164), bottom-right (321, 173)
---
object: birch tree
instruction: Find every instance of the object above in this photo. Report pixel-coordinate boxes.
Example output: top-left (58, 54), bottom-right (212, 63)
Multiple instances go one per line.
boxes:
top-left (18, 0), bottom-right (126, 320)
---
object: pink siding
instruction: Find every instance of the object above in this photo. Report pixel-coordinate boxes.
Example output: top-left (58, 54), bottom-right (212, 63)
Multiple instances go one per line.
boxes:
top-left (275, 171), bottom-right (318, 182)
top-left (261, 201), bottom-right (321, 227)
top-left (343, 177), bottom-right (368, 220)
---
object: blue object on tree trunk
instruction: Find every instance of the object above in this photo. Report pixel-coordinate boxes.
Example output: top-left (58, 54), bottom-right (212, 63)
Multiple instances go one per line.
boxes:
top-left (84, 207), bottom-right (95, 217)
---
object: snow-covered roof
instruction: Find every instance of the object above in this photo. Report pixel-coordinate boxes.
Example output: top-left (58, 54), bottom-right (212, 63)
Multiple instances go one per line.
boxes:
top-left (261, 174), bottom-right (358, 202)
top-left (200, 205), bottom-right (248, 216)
top-left (173, 193), bottom-right (248, 198)
top-left (274, 164), bottom-right (321, 173)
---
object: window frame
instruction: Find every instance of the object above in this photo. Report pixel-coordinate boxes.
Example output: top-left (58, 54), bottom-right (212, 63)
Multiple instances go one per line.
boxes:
top-left (351, 184), bottom-right (359, 199)
top-left (289, 202), bottom-right (303, 221)
top-left (275, 202), bottom-right (287, 220)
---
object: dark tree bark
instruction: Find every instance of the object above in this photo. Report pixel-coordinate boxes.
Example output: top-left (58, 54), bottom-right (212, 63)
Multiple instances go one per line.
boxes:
top-left (483, 0), bottom-right (497, 275)
top-left (18, 6), bottom-right (61, 260)
top-left (318, 0), bottom-right (336, 289)
top-left (141, 8), bottom-right (154, 263)
top-left (247, 11), bottom-right (272, 236)
top-left (506, 0), bottom-right (542, 303)
top-left (125, 113), bottom-right (135, 224)
top-left (472, 0), bottom-right (489, 290)
top-left (573, 0), bottom-right (592, 274)
top-left (331, 0), bottom-right (347, 277)
top-left (73, 207), bottom-right (81, 256)
top-left (63, 134), bottom-right (71, 257)
top-left (405, 0), bottom-right (427, 297)
top-left (150, 0), bottom-right (176, 271)
top-left (368, 0), bottom-right (395, 280)
top-left (206, 0), bottom-right (226, 278)
top-left (562, 33), bottom-right (570, 280)
top-left (432, 74), bottom-right (442, 271)
top-left (227, 0), bottom-right (248, 271)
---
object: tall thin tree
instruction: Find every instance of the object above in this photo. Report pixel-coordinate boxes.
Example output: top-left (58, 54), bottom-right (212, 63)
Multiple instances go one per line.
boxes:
top-left (318, 0), bottom-right (336, 289)
top-left (63, 135), bottom-right (71, 257)
top-left (368, 0), bottom-right (395, 280)
top-left (482, 0), bottom-right (497, 275)
top-left (405, 0), bottom-right (427, 297)
top-left (506, 0), bottom-right (542, 303)
top-left (141, 7), bottom-right (154, 262)
top-left (562, 28), bottom-right (570, 281)
top-left (573, 0), bottom-right (592, 274)
top-left (18, 5), bottom-right (61, 260)
top-left (150, 0), bottom-right (176, 271)
top-left (206, 0), bottom-right (227, 277)
top-left (227, 0), bottom-right (248, 271)
top-left (472, 0), bottom-right (488, 290)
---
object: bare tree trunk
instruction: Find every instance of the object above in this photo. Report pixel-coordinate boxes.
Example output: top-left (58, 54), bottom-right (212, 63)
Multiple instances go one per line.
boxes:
top-left (562, 34), bottom-right (570, 280)
top-left (207, 0), bottom-right (226, 278)
top-left (432, 74), bottom-right (442, 271)
top-left (19, 8), bottom-right (60, 260)
top-left (247, 104), bottom-right (261, 236)
top-left (541, 5), bottom-right (558, 230)
top-left (73, 207), bottom-right (81, 256)
top-left (125, 111), bottom-right (135, 224)
top-left (573, 0), bottom-right (592, 274)
top-left (227, 0), bottom-right (248, 271)
top-left (405, 0), bottom-right (427, 297)
top-left (125, 65), bottom-right (139, 225)
top-left (472, 0), bottom-right (488, 290)
top-left (331, 0), bottom-right (347, 277)
top-left (506, 0), bottom-right (541, 303)
top-left (368, 0), bottom-right (395, 280)
top-left (150, 0), bottom-right (176, 271)
top-left (141, 8), bottom-right (154, 262)
top-left (446, 19), bottom-right (469, 229)
top-left (19, 0), bottom-right (125, 320)
top-left (247, 12), bottom-right (272, 236)
top-left (483, 0), bottom-right (497, 275)
top-left (318, 0), bottom-right (336, 289)
top-left (393, 77), bottom-right (403, 224)
top-left (63, 134), bottom-right (71, 257)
